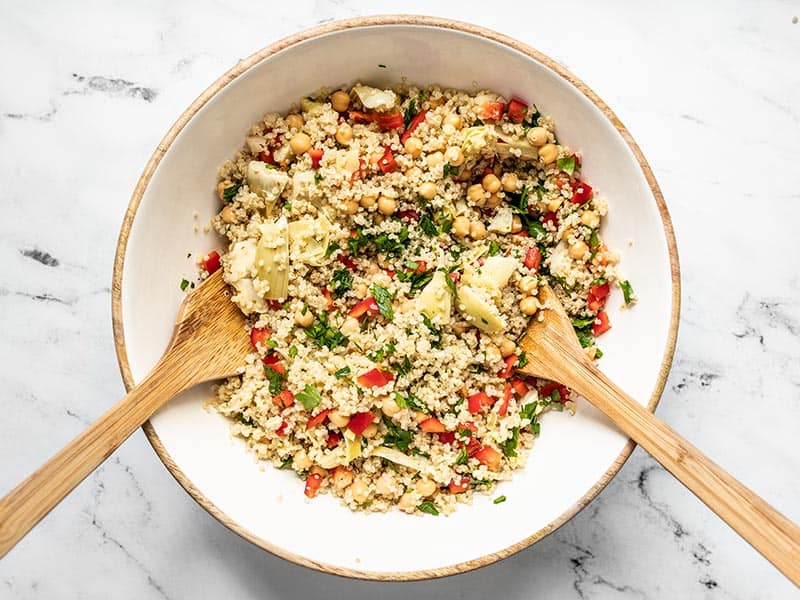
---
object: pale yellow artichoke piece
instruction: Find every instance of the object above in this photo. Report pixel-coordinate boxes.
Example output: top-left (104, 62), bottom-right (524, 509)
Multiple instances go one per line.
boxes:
top-left (415, 270), bottom-right (452, 324)
top-left (255, 217), bottom-right (289, 300)
top-left (456, 285), bottom-right (506, 333)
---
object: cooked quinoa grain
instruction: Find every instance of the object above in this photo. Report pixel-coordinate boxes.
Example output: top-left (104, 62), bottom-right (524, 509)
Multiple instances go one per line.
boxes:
top-left (207, 83), bottom-right (626, 515)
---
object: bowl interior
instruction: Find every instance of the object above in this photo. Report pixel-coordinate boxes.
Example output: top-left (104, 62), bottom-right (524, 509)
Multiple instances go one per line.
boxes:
top-left (118, 22), bottom-right (676, 577)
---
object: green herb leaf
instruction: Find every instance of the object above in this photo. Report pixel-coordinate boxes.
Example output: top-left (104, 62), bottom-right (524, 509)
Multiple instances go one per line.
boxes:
top-left (296, 384), bottom-right (323, 410)
top-left (305, 314), bottom-right (349, 349)
top-left (517, 351), bottom-right (528, 369)
top-left (403, 99), bottom-right (417, 128)
top-left (314, 171), bottom-right (322, 184)
top-left (528, 221), bottom-right (546, 240)
top-left (222, 183), bottom-right (241, 202)
top-left (180, 278), bottom-right (190, 291)
top-left (455, 446), bottom-right (469, 465)
top-left (333, 366), bottom-right (351, 379)
top-left (264, 365), bottom-right (285, 395)
top-left (556, 156), bottom-right (576, 175)
top-left (325, 242), bottom-right (341, 258)
top-left (382, 415), bottom-right (413, 452)
top-left (520, 402), bottom-right (537, 422)
top-left (594, 347), bottom-right (604, 359)
top-left (589, 229), bottom-right (600, 250)
top-left (422, 314), bottom-right (442, 348)
top-left (488, 240), bottom-right (501, 256)
top-left (331, 268), bottom-right (354, 299)
top-left (493, 495), bottom-right (507, 504)
top-left (288, 345), bottom-right (298, 358)
top-left (519, 186), bottom-right (529, 210)
top-left (501, 426), bottom-right (519, 457)
top-left (620, 280), bottom-right (635, 305)
top-left (419, 214), bottom-right (438, 237)
top-left (572, 316), bottom-right (595, 329)
top-left (371, 285), bottom-right (394, 320)
top-left (417, 501), bottom-right (440, 516)
top-left (278, 456), bottom-right (293, 469)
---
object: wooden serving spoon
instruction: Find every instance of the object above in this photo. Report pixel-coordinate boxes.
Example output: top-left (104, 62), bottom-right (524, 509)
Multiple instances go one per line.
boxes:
top-left (517, 285), bottom-right (800, 585)
top-left (0, 270), bottom-right (250, 557)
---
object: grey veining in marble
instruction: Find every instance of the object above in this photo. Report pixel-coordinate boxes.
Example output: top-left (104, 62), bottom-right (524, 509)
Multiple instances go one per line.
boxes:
top-left (1, 1), bottom-right (799, 598)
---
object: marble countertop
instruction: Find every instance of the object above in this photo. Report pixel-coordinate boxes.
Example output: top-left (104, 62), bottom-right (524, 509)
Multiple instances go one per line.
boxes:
top-left (1, 1), bottom-right (799, 598)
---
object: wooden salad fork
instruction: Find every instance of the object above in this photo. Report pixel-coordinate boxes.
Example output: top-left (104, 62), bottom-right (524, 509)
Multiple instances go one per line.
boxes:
top-left (517, 285), bottom-right (800, 585)
top-left (0, 270), bottom-right (250, 557)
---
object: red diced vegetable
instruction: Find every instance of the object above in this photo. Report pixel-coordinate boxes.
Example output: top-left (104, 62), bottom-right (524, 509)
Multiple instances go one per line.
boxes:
top-left (459, 421), bottom-right (478, 436)
top-left (376, 112), bottom-right (404, 131)
top-left (309, 148), bottom-right (324, 169)
top-left (474, 445), bottom-right (502, 470)
top-left (306, 408), bottom-right (331, 430)
top-left (322, 288), bottom-right (333, 310)
top-left (356, 368), bottom-right (394, 388)
top-left (348, 110), bottom-right (374, 124)
top-left (541, 212), bottom-right (559, 228)
top-left (268, 299), bottom-right (285, 310)
top-left (539, 381), bottom-right (571, 403)
top-left (400, 109), bottom-right (429, 144)
top-left (498, 383), bottom-right (513, 417)
top-left (437, 431), bottom-right (456, 445)
top-left (250, 327), bottom-right (271, 349)
top-left (479, 101), bottom-right (505, 121)
top-left (593, 310), bottom-right (611, 336)
top-left (326, 431), bottom-right (341, 448)
top-left (348, 297), bottom-right (380, 319)
top-left (396, 209), bottom-right (420, 222)
top-left (498, 355), bottom-right (517, 379)
top-left (273, 389), bottom-right (295, 408)
top-left (523, 247), bottom-right (542, 272)
top-left (510, 378), bottom-right (529, 397)
top-left (506, 98), bottom-right (528, 124)
top-left (377, 145), bottom-right (397, 174)
top-left (347, 411), bottom-right (375, 435)
top-left (590, 282), bottom-right (610, 300)
top-left (449, 476), bottom-right (470, 494)
top-left (257, 150), bottom-right (277, 165)
top-left (413, 260), bottom-right (427, 274)
top-left (467, 391), bottom-right (493, 414)
top-left (263, 354), bottom-right (286, 376)
top-left (419, 417), bottom-right (446, 433)
top-left (466, 438), bottom-right (483, 457)
top-left (337, 254), bottom-right (357, 270)
top-left (571, 181), bottom-right (593, 205)
top-left (275, 420), bottom-right (289, 437)
top-left (202, 250), bottom-right (221, 274)
top-left (304, 472), bottom-right (323, 498)
top-left (448, 271), bottom-right (460, 284)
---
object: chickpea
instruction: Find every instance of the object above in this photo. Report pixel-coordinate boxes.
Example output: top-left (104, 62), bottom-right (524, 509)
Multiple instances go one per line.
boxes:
top-left (362, 423), bottom-right (379, 438)
top-left (335, 123), bottom-right (353, 145)
top-left (342, 199), bottom-right (359, 215)
top-left (547, 197), bottom-right (563, 213)
top-left (443, 113), bottom-right (462, 130)
top-left (290, 132), bottom-right (312, 154)
top-left (330, 90), bottom-right (351, 112)
top-left (377, 196), bottom-right (397, 216)
top-left (485, 193), bottom-right (502, 209)
top-left (415, 478), bottom-right (437, 497)
top-left (354, 282), bottom-right (368, 298)
top-left (444, 146), bottom-right (465, 167)
top-left (405, 166), bottom-right (422, 181)
top-left (381, 395), bottom-right (402, 417)
top-left (419, 181), bottom-right (437, 200)
top-left (501, 172), bottom-right (519, 192)
top-left (348, 479), bottom-right (370, 504)
top-left (469, 221), bottom-right (487, 240)
top-left (413, 411), bottom-right (428, 424)
top-left (526, 126), bottom-right (549, 147)
top-left (220, 204), bottom-right (237, 224)
top-left (517, 275), bottom-right (538, 295)
top-left (485, 343), bottom-right (502, 364)
top-left (397, 300), bottom-right (415, 314)
top-left (511, 214), bottom-right (523, 233)
top-left (285, 113), bottom-right (304, 130)
top-left (580, 210), bottom-right (600, 229)
top-left (293, 449), bottom-right (312, 470)
top-left (341, 316), bottom-right (360, 336)
top-left (375, 472), bottom-right (396, 496)
top-left (452, 215), bottom-right (470, 238)
top-left (499, 337), bottom-right (517, 358)
top-left (332, 467), bottom-right (354, 490)
top-left (328, 410), bottom-right (350, 428)
top-left (538, 143), bottom-right (559, 165)
top-left (569, 240), bottom-right (589, 260)
top-left (467, 183), bottom-right (486, 205)
top-left (309, 465), bottom-right (327, 478)
top-left (357, 194), bottom-right (377, 211)
top-left (404, 136), bottom-right (423, 157)
top-left (398, 492), bottom-right (417, 511)
top-left (426, 151), bottom-right (444, 168)
top-left (295, 309), bottom-right (314, 328)
top-left (520, 296), bottom-right (538, 315)
top-left (216, 180), bottom-right (232, 201)
top-left (482, 173), bottom-right (501, 193)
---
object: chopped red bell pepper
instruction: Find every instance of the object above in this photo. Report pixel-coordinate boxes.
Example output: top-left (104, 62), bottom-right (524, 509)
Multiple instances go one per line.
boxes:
top-left (541, 212), bottom-right (559, 228)
top-left (347, 411), bottom-right (375, 435)
top-left (571, 181), bottom-right (593, 205)
top-left (263, 354), bottom-right (286, 376)
top-left (356, 368), bottom-right (394, 388)
top-left (479, 101), bottom-right (505, 122)
top-left (400, 109), bottom-right (429, 144)
top-left (273, 389), bottom-right (295, 408)
top-left (377, 145), bottom-right (397, 174)
top-left (506, 98), bottom-right (528, 124)
top-left (376, 112), bottom-right (404, 131)
top-left (257, 150), bottom-right (277, 166)
top-left (413, 260), bottom-right (427, 274)
top-left (437, 431), bottom-right (456, 445)
top-left (449, 476), bottom-right (470, 494)
top-left (275, 420), bottom-right (289, 437)
top-left (306, 408), bottom-right (331, 430)
top-left (587, 282), bottom-right (610, 311)
top-left (448, 271), bottom-right (460, 284)
top-left (473, 445), bottom-right (502, 470)
top-left (593, 310), bottom-right (611, 336)
top-left (326, 431), bottom-right (341, 448)
top-left (539, 381), bottom-right (571, 403)
top-left (467, 391), bottom-right (493, 414)
top-left (337, 254), bottom-right (357, 270)
top-left (498, 355), bottom-right (517, 379)
top-left (458, 421), bottom-right (478, 436)
top-left (202, 250), bottom-right (221, 274)
top-left (348, 297), bottom-right (380, 319)
top-left (510, 378), bottom-right (529, 397)
top-left (304, 472), bottom-right (323, 498)
top-left (322, 288), bottom-right (333, 310)
top-left (466, 438), bottom-right (483, 457)
top-left (396, 209), bottom-right (420, 222)
top-left (523, 247), bottom-right (542, 272)
top-left (498, 383), bottom-right (513, 417)
top-left (249, 327), bottom-right (271, 349)
top-left (419, 417), bottom-right (446, 433)
top-left (309, 148), bottom-right (324, 169)
top-left (268, 299), bottom-right (286, 310)
top-left (348, 110), bottom-right (374, 124)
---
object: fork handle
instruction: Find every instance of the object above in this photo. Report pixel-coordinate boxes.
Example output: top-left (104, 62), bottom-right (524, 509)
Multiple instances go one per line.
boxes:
top-left (571, 361), bottom-right (800, 586)
top-left (0, 352), bottom-right (190, 558)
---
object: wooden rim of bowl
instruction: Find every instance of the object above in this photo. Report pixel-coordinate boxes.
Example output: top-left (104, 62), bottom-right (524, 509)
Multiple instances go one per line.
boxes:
top-left (111, 14), bottom-right (681, 582)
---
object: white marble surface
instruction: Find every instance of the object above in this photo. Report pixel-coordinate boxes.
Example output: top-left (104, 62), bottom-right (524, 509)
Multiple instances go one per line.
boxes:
top-left (1, 1), bottom-right (799, 598)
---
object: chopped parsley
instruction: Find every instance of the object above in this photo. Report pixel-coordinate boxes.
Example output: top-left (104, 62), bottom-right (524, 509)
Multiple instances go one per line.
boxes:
top-left (222, 183), bottom-right (241, 202)
top-left (488, 240), bottom-right (501, 256)
top-left (556, 155), bottom-right (576, 175)
top-left (331, 268), bottom-right (354, 298)
top-left (278, 457), bottom-right (293, 469)
top-left (392, 356), bottom-right (413, 377)
top-left (378, 63), bottom-right (387, 68)
top-left (333, 366), bottom-right (351, 379)
top-left (371, 284), bottom-right (394, 320)
top-left (180, 278), bottom-right (190, 291)
top-left (493, 495), bottom-right (507, 504)
top-left (393, 392), bottom-right (427, 412)
top-left (325, 242), bottom-right (341, 257)
top-left (419, 214), bottom-right (439, 237)
top-left (305, 314), bottom-right (348, 349)
top-left (528, 221), bottom-right (546, 240)
top-left (403, 99), bottom-right (418, 128)
top-left (620, 280), bottom-right (635, 305)
top-left (589, 229), bottom-right (600, 250)
top-left (314, 171), bottom-right (323, 184)
top-left (442, 163), bottom-right (455, 178)
top-left (263, 365), bottom-right (284, 395)
top-left (288, 345), bottom-right (298, 358)
top-left (501, 426), bottom-right (519, 457)
top-left (422, 313), bottom-right (442, 348)
top-left (517, 352), bottom-right (528, 369)
top-left (417, 501), bottom-right (440, 516)
top-left (455, 446), bottom-right (469, 465)
top-left (296, 384), bottom-right (323, 410)
top-left (595, 347), bottom-right (604, 359)
top-left (382, 415), bottom-right (412, 452)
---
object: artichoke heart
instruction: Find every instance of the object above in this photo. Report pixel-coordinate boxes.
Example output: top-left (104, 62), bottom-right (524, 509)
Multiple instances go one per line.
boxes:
top-left (481, 255), bottom-right (519, 289)
top-left (461, 125), bottom-right (497, 158)
top-left (287, 214), bottom-right (332, 266)
top-left (415, 270), bottom-right (452, 324)
top-left (343, 429), bottom-right (362, 463)
top-left (246, 161), bottom-right (289, 208)
top-left (255, 217), bottom-right (289, 300)
top-left (352, 84), bottom-right (398, 112)
top-left (456, 285), bottom-right (506, 333)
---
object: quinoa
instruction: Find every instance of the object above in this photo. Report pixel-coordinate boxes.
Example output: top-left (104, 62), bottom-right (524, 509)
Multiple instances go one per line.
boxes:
top-left (205, 84), bottom-right (626, 515)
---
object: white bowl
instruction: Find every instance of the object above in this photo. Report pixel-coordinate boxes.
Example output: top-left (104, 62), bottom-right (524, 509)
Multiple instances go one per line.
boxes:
top-left (112, 16), bottom-right (680, 580)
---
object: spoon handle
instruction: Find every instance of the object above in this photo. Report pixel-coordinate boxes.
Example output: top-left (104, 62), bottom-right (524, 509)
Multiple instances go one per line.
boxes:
top-left (570, 361), bottom-right (800, 586)
top-left (0, 353), bottom-right (189, 558)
